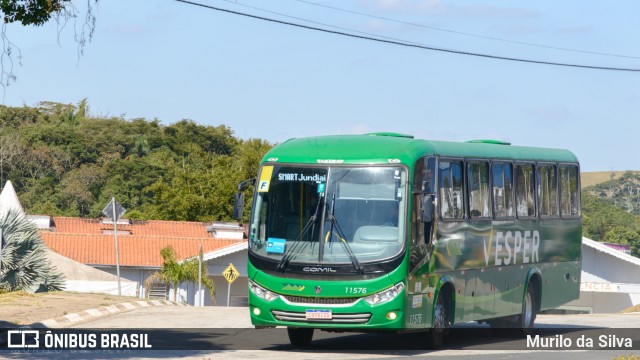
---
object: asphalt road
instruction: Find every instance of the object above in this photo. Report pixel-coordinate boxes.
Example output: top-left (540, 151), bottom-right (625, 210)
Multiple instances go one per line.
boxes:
top-left (2, 307), bottom-right (638, 359)
top-left (69, 306), bottom-right (640, 329)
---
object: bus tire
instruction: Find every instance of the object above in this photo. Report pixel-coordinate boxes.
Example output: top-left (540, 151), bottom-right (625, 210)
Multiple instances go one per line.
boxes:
top-left (427, 288), bottom-right (451, 349)
top-left (518, 283), bottom-right (537, 334)
top-left (287, 327), bottom-right (314, 347)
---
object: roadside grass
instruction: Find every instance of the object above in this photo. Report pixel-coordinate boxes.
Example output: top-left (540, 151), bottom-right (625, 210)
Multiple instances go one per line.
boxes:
top-left (613, 355), bottom-right (640, 360)
top-left (620, 304), bottom-right (640, 313)
top-left (0, 290), bottom-right (36, 302)
top-left (0, 290), bottom-right (138, 326)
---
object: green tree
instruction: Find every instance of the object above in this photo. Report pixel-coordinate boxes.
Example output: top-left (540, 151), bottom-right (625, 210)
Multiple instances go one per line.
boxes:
top-left (603, 227), bottom-right (640, 245)
top-left (0, 104), bottom-right (43, 127)
top-left (2, 0), bottom-right (69, 26)
top-left (0, 130), bottom-right (22, 186)
top-left (164, 120), bottom-right (237, 156)
top-left (602, 226), bottom-right (640, 259)
top-left (133, 135), bottom-right (149, 158)
top-left (0, 101), bottom-right (270, 222)
top-left (232, 138), bottom-right (273, 221)
top-left (1, 1), bottom-right (99, 86)
top-left (0, 209), bottom-right (65, 293)
top-left (631, 236), bottom-right (640, 258)
top-left (147, 246), bottom-right (215, 303)
top-left (59, 164), bottom-right (104, 216)
top-left (581, 193), bottom-right (637, 241)
top-left (92, 158), bottom-right (165, 219)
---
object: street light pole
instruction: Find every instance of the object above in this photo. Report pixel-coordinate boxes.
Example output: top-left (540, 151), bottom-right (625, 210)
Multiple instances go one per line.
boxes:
top-left (198, 243), bottom-right (202, 307)
top-left (102, 197), bottom-right (126, 297)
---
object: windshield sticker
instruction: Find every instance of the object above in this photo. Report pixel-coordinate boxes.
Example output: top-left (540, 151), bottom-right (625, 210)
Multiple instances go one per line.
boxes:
top-left (277, 173), bottom-right (327, 183)
top-left (258, 166), bottom-right (274, 192)
top-left (317, 183), bottom-right (326, 194)
top-left (267, 238), bottom-right (286, 254)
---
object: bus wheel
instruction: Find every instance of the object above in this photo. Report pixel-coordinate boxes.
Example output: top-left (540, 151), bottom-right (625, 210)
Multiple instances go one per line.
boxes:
top-left (428, 289), bottom-right (451, 349)
top-left (519, 283), bottom-right (537, 333)
top-left (287, 327), bottom-right (314, 347)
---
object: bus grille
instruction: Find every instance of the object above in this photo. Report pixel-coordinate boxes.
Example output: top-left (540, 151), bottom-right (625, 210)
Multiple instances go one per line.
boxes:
top-left (282, 296), bottom-right (359, 305)
top-left (272, 310), bottom-right (371, 324)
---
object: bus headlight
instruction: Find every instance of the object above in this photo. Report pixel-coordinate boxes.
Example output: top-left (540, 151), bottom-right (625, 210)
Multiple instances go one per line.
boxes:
top-left (363, 282), bottom-right (404, 305)
top-left (249, 280), bottom-right (278, 302)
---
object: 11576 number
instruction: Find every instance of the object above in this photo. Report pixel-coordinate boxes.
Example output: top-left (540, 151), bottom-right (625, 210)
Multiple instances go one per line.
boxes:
top-left (345, 287), bottom-right (367, 294)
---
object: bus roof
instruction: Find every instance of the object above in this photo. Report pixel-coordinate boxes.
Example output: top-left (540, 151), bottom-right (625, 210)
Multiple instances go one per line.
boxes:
top-left (262, 133), bottom-right (579, 165)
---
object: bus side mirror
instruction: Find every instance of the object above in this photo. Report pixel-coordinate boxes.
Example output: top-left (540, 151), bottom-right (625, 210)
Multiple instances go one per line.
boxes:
top-left (232, 178), bottom-right (256, 221)
top-left (232, 192), bottom-right (245, 220)
top-left (420, 194), bottom-right (434, 222)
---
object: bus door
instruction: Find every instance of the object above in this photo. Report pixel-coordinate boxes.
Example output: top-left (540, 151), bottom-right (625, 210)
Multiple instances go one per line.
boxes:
top-left (406, 157), bottom-right (436, 328)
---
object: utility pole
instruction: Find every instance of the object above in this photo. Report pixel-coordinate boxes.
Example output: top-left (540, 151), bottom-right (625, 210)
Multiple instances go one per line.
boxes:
top-left (112, 198), bottom-right (121, 296)
top-left (102, 197), bottom-right (126, 296)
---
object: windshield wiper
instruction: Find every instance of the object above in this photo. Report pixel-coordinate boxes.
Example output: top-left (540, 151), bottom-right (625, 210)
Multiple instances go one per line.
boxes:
top-left (276, 196), bottom-right (323, 273)
top-left (325, 193), bottom-right (364, 274)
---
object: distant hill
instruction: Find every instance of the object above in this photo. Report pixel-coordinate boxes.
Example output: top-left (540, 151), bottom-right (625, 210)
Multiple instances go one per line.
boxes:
top-left (580, 172), bottom-right (640, 255)
top-left (582, 171), bottom-right (640, 216)
top-left (581, 171), bottom-right (628, 188)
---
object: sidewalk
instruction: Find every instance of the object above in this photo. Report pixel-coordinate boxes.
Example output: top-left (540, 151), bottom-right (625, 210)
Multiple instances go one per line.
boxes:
top-left (32, 299), bottom-right (185, 328)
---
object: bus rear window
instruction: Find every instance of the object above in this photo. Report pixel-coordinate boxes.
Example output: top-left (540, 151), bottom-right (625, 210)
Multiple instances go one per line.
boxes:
top-left (559, 165), bottom-right (580, 216)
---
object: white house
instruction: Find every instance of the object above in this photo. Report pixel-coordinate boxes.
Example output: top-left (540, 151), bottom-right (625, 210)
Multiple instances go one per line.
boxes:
top-left (563, 237), bottom-right (640, 313)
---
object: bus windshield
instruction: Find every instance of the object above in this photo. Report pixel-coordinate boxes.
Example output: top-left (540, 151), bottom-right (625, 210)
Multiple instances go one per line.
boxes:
top-left (248, 164), bottom-right (407, 267)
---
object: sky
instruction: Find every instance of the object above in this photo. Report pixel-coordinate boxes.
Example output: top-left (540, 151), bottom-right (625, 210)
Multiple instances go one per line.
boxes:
top-left (1, 0), bottom-right (639, 172)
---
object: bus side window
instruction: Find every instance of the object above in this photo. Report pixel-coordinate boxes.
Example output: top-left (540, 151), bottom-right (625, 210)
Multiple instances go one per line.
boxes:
top-left (439, 160), bottom-right (464, 219)
top-left (559, 165), bottom-right (580, 216)
top-left (538, 164), bottom-right (558, 217)
top-left (492, 162), bottom-right (514, 218)
top-left (467, 161), bottom-right (490, 219)
top-left (515, 164), bottom-right (535, 217)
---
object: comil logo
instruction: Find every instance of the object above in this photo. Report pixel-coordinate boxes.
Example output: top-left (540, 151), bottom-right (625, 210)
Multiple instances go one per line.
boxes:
top-left (7, 330), bottom-right (40, 348)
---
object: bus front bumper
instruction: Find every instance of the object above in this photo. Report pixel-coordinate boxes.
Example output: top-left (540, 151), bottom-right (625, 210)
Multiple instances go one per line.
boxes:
top-left (249, 290), bottom-right (405, 330)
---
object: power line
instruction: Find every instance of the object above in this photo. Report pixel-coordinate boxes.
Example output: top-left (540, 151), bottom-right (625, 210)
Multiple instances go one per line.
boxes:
top-left (293, 0), bottom-right (640, 60)
top-left (175, 0), bottom-right (640, 72)
top-left (214, 0), bottom-right (430, 47)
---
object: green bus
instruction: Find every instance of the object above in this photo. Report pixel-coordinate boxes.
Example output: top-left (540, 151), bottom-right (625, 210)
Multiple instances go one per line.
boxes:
top-left (235, 133), bottom-right (581, 347)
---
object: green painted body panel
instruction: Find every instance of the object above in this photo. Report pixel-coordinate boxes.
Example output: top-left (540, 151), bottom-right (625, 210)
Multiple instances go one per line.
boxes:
top-left (249, 134), bottom-right (582, 331)
top-left (406, 219), bottom-right (581, 327)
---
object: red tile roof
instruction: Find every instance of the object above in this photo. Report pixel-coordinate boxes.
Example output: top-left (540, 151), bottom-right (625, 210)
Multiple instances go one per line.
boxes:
top-left (52, 217), bottom-right (211, 238)
top-left (41, 217), bottom-right (245, 268)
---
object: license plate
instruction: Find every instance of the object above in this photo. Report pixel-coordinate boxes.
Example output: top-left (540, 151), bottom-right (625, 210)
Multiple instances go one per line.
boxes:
top-left (305, 309), bottom-right (332, 320)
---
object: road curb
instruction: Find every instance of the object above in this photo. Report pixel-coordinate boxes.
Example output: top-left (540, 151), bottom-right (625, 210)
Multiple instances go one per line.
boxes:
top-left (29, 299), bottom-right (186, 328)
